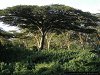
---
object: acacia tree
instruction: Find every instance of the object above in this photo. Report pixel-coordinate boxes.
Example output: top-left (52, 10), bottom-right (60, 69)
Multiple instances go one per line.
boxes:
top-left (0, 4), bottom-right (99, 50)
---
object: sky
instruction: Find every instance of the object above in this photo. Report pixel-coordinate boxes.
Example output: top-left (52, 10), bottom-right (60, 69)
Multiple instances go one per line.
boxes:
top-left (0, 0), bottom-right (100, 31)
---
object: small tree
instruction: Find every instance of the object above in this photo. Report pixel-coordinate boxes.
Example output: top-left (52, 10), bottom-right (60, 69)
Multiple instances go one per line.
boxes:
top-left (0, 4), bottom-right (98, 50)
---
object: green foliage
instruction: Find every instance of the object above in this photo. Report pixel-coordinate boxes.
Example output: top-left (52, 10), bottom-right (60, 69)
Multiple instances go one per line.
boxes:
top-left (0, 4), bottom-right (99, 50)
top-left (0, 39), bottom-right (33, 63)
top-left (1, 4), bottom-right (98, 33)
top-left (63, 50), bottom-right (100, 72)
top-left (0, 4), bottom-right (100, 75)
top-left (0, 29), bottom-right (100, 74)
top-left (0, 49), bottom-right (100, 75)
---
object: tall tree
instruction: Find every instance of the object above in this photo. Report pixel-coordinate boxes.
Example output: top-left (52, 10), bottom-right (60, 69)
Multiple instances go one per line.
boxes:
top-left (0, 4), bottom-right (99, 50)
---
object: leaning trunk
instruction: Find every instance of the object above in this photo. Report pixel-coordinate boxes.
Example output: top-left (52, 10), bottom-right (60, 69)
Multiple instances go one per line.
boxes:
top-left (40, 33), bottom-right (45, 50)
top-left (46, 33), bottom-right (55, 50)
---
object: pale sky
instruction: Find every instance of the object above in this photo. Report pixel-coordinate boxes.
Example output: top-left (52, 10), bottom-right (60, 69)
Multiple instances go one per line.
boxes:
top-left (0, 0), bottom-right (100, 31)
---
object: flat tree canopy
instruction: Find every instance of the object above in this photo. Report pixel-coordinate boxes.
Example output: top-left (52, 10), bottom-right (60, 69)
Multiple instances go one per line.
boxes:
top-left (0, 4), bottom-right (99, 49)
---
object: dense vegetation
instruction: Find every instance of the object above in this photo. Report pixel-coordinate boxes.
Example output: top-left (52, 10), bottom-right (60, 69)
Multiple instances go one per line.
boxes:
top-left (0, 4), bottom-right (100, 75)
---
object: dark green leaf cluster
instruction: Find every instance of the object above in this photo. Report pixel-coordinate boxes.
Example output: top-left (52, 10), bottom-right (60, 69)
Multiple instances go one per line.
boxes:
top-left (0, 49), bottom-right (100, 75)
top-left (0, 4), bottom-right (99, 33)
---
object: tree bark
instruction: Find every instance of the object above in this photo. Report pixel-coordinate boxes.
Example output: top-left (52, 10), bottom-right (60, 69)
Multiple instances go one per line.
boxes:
top-left (40, 33), bottom-right (45, 50)
top-left (78, 32), bottom-right (84, 50)
top-left (46, 33), bottom-right (55, 50)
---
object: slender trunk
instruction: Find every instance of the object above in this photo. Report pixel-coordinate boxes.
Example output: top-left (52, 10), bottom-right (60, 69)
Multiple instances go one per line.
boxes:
top-left (47, 33), bottom-right (55, 50)
top-left (67, 41), bottom-right (71, 50)
top-left (66, 32), bottom-right (71, 50)
top-left (40, 33), bottom-right (45, 50)
top-left (78, 33), bottom-right (84, 50)
top-left (34, 35), bottom-right (40, 49)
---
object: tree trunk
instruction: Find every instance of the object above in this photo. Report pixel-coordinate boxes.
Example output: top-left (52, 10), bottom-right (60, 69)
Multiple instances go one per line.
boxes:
top-left (33, 35), bottom-right (41, 49)
top-left (66, 32), bottom-right (71, 50)
top-left (40, 33), bottom-right (45, 50)
top-left (78, 32), bottom-right (84, 50)
top-left (46, 33), bottom-right (55, 50)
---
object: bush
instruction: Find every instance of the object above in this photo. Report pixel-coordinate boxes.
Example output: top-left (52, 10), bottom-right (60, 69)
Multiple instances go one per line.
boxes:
top-left (63, 50), bottom-right (100, 72)
top-left (0, 49), bottom-right (100, 75)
